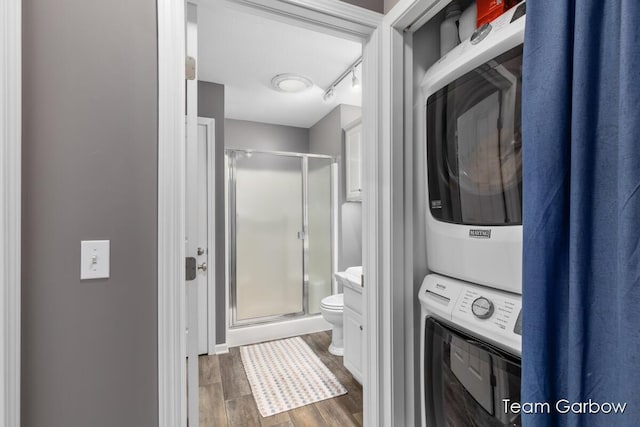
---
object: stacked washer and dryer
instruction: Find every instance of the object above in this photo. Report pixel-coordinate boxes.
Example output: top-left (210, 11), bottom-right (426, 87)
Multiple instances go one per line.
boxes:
top-left (419, 3), bottom-right (526, 426)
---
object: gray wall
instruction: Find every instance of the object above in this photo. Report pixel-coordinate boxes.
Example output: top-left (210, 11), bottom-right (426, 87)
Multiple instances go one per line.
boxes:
top-left (384, 0), bottom-right (400, 13)
top-left (225, 119), bottom-right (310, 153)
top-left (310, 107), bottom-right (341, 156)
top-left (21, 0), bottom-right (158, 426)
top-left (309, 105), bottom-right (363, 270)
top-left (340, 0), bottom-right (384, 13)
top-left (198, 81), bottom-right (226, 344)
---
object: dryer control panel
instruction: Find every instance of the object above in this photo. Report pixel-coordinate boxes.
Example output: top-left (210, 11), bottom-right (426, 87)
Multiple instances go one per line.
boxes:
top-left (419, 274), bottom-right (522, 356)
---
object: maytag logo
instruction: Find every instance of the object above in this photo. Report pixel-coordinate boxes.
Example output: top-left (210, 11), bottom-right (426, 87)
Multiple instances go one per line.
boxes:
top-left (469, 229), bottom-right (491, 239)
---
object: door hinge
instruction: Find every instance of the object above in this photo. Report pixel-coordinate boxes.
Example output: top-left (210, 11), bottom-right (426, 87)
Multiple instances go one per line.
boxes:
top-left (186, 257), bottom-right (196, 281)
top-left (361, 274), bottom-right (364, 288)
top-left (186, 56), bottom-right (196, 80)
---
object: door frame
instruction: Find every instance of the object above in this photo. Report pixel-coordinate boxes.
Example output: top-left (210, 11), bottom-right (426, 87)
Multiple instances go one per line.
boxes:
top-left (1, 0), bottom-right (21, 426)
top-left (158, 1), bottom-right (385, 426)
top-left (377, 1), bottom-right (452, 425)
top-left (158, 0), bottom-right (187, 425)
top-left (197, 117), bottom-right (217, 356)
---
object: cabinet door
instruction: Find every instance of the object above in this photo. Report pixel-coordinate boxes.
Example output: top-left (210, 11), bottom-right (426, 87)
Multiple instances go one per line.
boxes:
top-left (343, 306), bottom-right (363, 383)
top-left (345, 121), bottom-right (362, 202)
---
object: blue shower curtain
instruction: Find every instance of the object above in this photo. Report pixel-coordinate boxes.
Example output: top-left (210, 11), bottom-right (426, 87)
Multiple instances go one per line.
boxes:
top-left (522, 0), bottom-right (640, 426)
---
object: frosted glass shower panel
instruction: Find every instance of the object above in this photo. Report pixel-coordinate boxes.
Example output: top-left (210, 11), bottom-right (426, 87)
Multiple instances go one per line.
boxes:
top-left (307, 157), bottom-right (333, 314)
top-left (235, 153), bottom-right (304, 321)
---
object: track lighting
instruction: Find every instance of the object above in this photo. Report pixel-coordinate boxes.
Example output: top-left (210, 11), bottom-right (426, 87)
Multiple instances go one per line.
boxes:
top-left (351, 70), bottom-right (360, 89)
top-left (323, 88), bottom-right (335, 102)
top-left (322, 56), bottom-right (362, 101)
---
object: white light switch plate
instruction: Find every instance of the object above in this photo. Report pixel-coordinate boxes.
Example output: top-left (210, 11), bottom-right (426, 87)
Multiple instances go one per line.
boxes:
top-left (81, 240), bottom-right (110, 280)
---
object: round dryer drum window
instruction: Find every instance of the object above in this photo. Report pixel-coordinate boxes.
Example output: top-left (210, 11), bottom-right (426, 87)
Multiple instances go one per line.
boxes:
top-left (426, 45), bottom-right (523, 226)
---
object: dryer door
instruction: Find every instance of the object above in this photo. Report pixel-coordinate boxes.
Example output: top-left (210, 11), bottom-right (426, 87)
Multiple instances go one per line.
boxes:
top-left (423, 318), bottom-right (522, 426)
top-left (426, 45), bottom-right (523, 227)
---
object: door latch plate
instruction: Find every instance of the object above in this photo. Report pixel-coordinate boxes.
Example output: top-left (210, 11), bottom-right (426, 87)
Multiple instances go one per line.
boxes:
top-left (186, 257), bottom-right (197, 281)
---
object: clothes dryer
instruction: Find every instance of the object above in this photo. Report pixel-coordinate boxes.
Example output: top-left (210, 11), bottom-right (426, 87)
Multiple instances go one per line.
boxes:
top-left (421, 2), bottom-right (526, 294)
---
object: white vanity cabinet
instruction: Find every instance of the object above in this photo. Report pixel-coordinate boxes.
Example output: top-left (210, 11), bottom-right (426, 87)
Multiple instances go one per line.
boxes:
top-left (343, 280), bottom-right (364, 384)
top-left (344, 119), bottom-right (362, 202)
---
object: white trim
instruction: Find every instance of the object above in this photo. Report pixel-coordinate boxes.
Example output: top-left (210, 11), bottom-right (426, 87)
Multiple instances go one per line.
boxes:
top-left (331, 162), bottom-right (339, 294)
top-left (214, 343), bottom-right (229, 354)
top-left (1, 0), bottom-right (21, 425)
top-left (198, 117), bottom-right (217, 356)
top-left (224, 154), bottom-right (230, 343)
top-left (361, 28), bottom-right (382, 427)
top-left (184, 7), bottom-right (200, 425)
top-left (402, 31), bottom-right (417, 427)
top-left (380, 15), bottom-right (409, 426)
top-left (158, 1), bottom-right (187, 427)
top-left (278, 0), bottom-right (382, 27)
top-left (368, 17), bottom-right (412, 425)
top-left (377, 1), bottom-right (449, 425)
top-left (391, 0), bottom-right (448, 34)
top-left (207, 0), bottom-right (382, 42)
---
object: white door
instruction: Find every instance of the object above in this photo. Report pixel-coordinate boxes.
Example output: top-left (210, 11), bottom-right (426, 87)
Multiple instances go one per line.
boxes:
top-left (195, 118), bottom-right (215, 355)
top-left (185, 3), bottom-right (199, 426)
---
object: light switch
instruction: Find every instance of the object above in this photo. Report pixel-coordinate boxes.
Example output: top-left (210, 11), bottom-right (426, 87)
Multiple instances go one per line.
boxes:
top-left (81, 240), bottom-right (110, 280)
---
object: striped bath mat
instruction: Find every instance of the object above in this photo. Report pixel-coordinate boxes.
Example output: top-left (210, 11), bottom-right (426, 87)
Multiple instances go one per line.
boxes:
top-left (240, 336), bottom-right (347, 417)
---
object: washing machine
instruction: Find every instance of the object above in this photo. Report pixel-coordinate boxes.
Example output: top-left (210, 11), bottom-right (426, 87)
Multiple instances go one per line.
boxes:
top-left (420, 274), bottom-right (522, 427)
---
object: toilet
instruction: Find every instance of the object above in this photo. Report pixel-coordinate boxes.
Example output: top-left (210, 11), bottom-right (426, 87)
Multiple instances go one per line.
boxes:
top-left (320, 293), bottom-right (344, 356)
top-left (321, 266), bottom-right (362, 356)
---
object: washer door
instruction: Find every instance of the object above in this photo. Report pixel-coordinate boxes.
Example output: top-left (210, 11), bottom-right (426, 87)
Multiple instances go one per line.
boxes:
top-left (423, 318), bottom-right (521, 426)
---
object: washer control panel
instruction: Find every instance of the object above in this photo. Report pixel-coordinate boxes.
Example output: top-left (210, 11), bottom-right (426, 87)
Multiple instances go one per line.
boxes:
top-left (419, 274), bottom-right (522, 356)
top-left (471, 297), bottom-right (494, 319)
top-left (456, 288), bottom-right (518, 332)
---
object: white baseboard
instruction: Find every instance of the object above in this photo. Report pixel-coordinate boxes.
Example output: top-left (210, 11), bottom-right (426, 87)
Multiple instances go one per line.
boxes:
top-left (214, 344), bottom-right (229, 355)
top-left (227, 315), bottom-right (331, 348)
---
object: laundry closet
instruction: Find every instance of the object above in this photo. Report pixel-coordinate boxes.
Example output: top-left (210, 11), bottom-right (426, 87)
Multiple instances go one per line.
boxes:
top-left (406, 1), bottom-right (526, 426)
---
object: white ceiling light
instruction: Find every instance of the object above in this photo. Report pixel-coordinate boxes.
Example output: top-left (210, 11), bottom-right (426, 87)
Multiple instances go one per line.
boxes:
top-left (271, 73), bottom-right (313, 93)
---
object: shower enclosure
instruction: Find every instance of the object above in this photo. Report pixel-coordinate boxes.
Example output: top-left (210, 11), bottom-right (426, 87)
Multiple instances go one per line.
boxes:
top-left (226, 149), bottom-right (337, 327)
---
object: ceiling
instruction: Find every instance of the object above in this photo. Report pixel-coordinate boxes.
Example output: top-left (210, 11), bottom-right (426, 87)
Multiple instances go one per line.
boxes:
top-left (197, 1), bottom-right (362, 128)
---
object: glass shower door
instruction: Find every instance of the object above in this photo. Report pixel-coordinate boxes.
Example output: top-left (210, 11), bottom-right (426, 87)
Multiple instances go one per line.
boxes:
top-left (307, 157), bottom-right (334, 314)
top-left (232, 152), bottom-right (304, 323)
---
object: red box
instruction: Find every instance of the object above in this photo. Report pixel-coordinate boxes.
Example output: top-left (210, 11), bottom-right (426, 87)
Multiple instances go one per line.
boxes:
top-left (477, 0), bottom-right (518, 27)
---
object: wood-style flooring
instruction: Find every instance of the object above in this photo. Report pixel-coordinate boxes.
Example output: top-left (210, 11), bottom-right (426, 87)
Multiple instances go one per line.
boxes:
top-left (199, 331), bottom-right (363, 427)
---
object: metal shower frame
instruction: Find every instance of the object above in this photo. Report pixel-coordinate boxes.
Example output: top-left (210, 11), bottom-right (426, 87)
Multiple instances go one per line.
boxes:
top-left (225, 148), bottom-right (339, 328)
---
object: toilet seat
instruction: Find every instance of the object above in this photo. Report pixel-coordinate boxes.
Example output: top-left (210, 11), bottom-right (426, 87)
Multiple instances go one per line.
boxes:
top-left (320, 293), bottom-right (343, 310)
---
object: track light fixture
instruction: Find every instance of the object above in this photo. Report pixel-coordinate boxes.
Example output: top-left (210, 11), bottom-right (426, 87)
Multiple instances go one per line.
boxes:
top-left (322, 56), bottom-right (362, 101)
top-left (323, 88), bottom-right (335, 102)
top-left (351, 70), bottom-right (360, 89)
